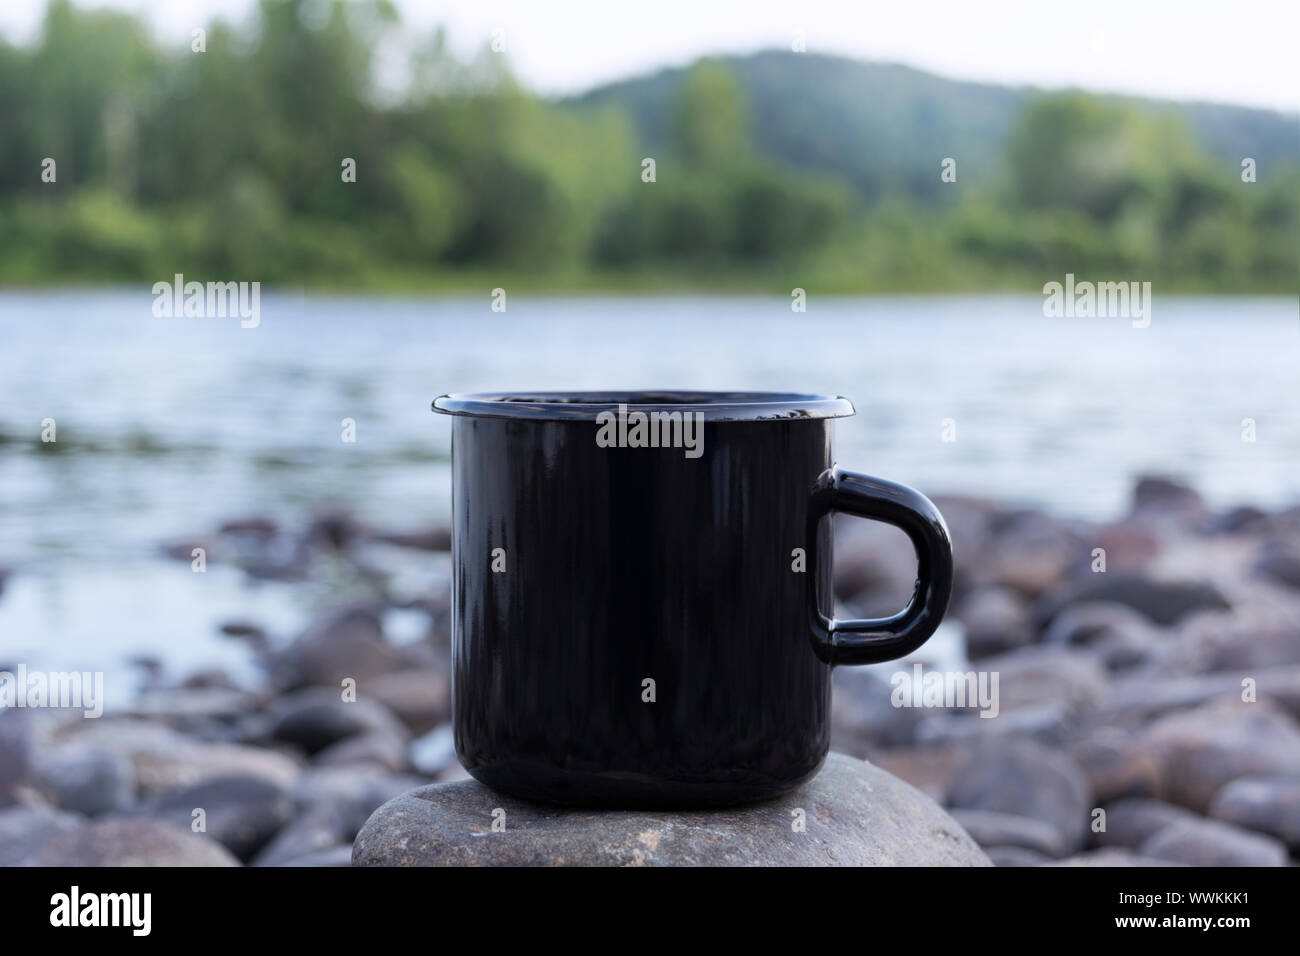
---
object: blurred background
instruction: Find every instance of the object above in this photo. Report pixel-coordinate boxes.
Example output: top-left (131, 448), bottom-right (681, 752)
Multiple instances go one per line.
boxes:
top-left (0, 0), bottom-right (1298, 867)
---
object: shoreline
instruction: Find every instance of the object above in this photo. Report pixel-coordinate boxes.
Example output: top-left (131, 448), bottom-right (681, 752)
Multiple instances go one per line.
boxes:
top-left (3, 473), bottom-right (1300, 865)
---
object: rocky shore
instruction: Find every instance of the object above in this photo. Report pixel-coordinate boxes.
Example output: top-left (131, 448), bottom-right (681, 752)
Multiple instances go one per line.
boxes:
top-left (2, 475), bottom-right (1298, 866)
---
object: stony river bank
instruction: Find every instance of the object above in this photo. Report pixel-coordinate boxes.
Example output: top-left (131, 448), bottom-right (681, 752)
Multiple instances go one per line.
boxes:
top-left (2, 475), bottom-right (1298, 865)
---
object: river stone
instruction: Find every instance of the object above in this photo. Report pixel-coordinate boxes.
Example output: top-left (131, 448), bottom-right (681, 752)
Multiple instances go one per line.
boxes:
top-left (1093, 798), bottom-right (1199, 850)
top-left (270, 603), bottom-right (404, 689)
top-left (972, 645), bottom-right (1108, 714)
top-left (1207, 776), bottom-right (1300, 847)
top-left (1046, 848), bottom-right (1187, 867)
top-left (1139, 817), bottom-right (1288, 867)
top-left (352, 753), bottom-right (990, 866)
top-left (948, 809), bottom-right (1071, 857)
top-left (945, 738), bottom-right (1092, 854)
top-left (53, 719), bottom-right (301, 797)
top-left (915, 702), bottom-right (1069, 748)
top-left (984, 845), bottom-right (1053, 867)
top-left (1041, 601), bottom-right (1161, 671)
top-left (830, 667), bottom-right (922, 752)
top-left (0, 806), bottom-right (84, 865)
top-left (268, 687), bottom-right (410, 754)
top-left (364, 668), bottom-right (451, 735)
top-left (958, 586), bottom-right (1036, 659)
top-left (1123, 699), bottom-right (1300, 812)
top-left (0, 713), bottom-right (33, 807)
top-left (1256, 539), bottom-right (1300, 590)
top-left (32, 746), bottom-right (136, 816)
top-left (252, 802), bottom-right (356, 867)
top-left (1036, 573), bottom-right (1230, 627)
top-left (128, 775), bottom-right (294, 861)
top-left (951, 811), bottom-right (1071, 858)
top-left (271, 845), bottom-right (355, 867)
top-left (983, 512), bottom-right (1081, 598)
top-left (870, 746), bottom-right (966, 802)
top-left (1130, 475), bottom-right (1207, 527)
top-left (312, 729), bottom-right (409, 773)
top-left (16, 818), bottom-right (240, 866)
top-left (289, 765), bottom-right (431, 824)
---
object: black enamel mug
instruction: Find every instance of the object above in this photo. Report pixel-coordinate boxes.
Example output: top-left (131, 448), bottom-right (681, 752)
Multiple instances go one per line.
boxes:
top-left (432, 391), bottom-right (953, 807)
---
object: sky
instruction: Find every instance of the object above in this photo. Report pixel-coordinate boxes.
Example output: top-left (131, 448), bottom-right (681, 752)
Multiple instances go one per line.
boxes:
top-left (2, 0), bottom-right (1297, 113)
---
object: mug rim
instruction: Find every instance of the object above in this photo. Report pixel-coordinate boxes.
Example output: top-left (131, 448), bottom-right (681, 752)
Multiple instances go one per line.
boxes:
top-left (432, 390), bottom-right (855, 422)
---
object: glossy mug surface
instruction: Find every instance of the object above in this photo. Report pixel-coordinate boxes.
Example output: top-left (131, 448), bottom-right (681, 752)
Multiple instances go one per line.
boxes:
top-left (432, 391), bottom-right (953, 807)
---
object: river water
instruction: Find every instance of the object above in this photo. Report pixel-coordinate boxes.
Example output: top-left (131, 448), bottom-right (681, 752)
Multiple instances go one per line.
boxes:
top-left (1, 290), bottom-right (1296, 699)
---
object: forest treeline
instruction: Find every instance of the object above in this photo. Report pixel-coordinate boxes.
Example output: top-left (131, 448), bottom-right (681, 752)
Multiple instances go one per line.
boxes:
top-left (1, 0), bottom-right (1295, 291)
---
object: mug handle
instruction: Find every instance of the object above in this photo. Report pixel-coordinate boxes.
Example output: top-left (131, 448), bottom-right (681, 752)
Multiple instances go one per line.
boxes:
top-left (806, 467), bottom-right (954, 666)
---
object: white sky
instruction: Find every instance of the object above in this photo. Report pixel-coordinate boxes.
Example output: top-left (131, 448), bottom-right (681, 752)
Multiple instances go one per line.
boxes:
top-left (2, 0), bottom-right (1297, 113)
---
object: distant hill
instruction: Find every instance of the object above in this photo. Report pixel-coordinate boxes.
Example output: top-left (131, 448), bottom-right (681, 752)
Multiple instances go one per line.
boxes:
top-left (567, 50), bottom-right (1300, 204)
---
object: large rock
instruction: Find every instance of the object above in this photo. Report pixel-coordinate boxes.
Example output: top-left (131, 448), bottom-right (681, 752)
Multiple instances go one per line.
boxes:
top-left (352, 753), bottom-right (990, 867)
top-left (14, 818), bottom-right (240, 866)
